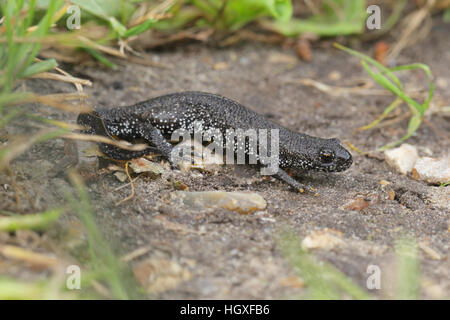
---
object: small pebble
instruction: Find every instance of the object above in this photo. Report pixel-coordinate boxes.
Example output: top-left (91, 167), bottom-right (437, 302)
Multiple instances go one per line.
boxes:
top-left (114, 171), bottom-right (128, 182)
top-left (129, 158), bottom-right (165, 174)
top-left (173, 191), bottom-right (267, 214)
top-left (301, 229), bottom-right (346, 251)
top-left (328, 71), bottom-right (341, 81)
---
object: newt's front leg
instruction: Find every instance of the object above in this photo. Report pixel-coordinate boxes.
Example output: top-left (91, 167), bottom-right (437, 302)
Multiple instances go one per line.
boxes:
top-left (274, 168), bottom-right (314, 193)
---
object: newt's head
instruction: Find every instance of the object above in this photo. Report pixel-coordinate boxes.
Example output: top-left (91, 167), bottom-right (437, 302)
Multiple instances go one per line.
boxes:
top-left (77, 111), bottom-right (109, 136)
top-left (281, 137), bottom-right (352, 172)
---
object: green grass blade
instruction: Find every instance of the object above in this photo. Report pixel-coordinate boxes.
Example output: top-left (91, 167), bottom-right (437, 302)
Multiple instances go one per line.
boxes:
top-left (123, 19), bottom-right (157, 38)
top-left (0, 209), bottom-right (62, 231)
top-left (191, 0), bottom-right (218, 17)
top-left (109, 17), bottom-right (127, 36)
top-left (377, 115), bottom-right (422, 151)
top-left (358, 98), bottom-right (402, 131)
top-left (70, 0), bottom-right (128, 36)
top-left (270, 19), bottom-right (363, 37)
top-left (15, 0), bottom-right (65, 80)
top-left (361, 61), bottom-right (421, 115)
top-left (65, 171), bottom-right (143, 300)
top-left (19, 58), bottom-right (58, 78)
top-left (0, 278), bottom-right (47, 299)
top-left (0, 92), bottom-right (34, 107)
top-left (2, 1), bottom-right (20, 92)
top-left (276, 227), bottom-right (372, 300)
top-left (443, 7), bottom-right (450, 22)
top-left (395, 236), bottom-right (420, 300)
top-left (83, 47), bottom-right (117, 69)
top-left (276, 230), bottom-right (340, 299)
top-left (388, 63), bottom-right (434, 114)
top-left (268, 0), bottom-right (365, 37)
top-left (223, 0), bottom-right (293, 30)
top-left (70, 0), bottom-right (110, 20)
top-left (334, 43), bottom-right (403, 89)
top-left (24, 0), bottom-right (37, 31)
top-left (336, 44), bottom-right (434, 151)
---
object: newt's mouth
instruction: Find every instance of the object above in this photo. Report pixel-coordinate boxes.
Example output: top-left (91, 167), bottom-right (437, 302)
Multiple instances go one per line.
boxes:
top-left (322, 158), bottom-right (353, 172)
top-left (314, 155), bottom-right (353, 172)
top-left (332, 148), bottom-right (353, 172)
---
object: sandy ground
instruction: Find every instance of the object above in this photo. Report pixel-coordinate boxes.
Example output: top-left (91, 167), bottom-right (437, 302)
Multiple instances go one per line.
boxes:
top-left (2, 20), bottom-right (449, 299)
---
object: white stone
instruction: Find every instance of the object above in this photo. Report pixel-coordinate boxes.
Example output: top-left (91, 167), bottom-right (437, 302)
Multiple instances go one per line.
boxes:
top-left (413, 157), bottom-right (450, 184)
top-left (384, 144), bottom-right (419, 175)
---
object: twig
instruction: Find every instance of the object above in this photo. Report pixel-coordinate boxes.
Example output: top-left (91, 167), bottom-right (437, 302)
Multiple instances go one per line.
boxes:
top-left (0, 245), bottom-right (60, 270)
top-left (115, 162), bottom-right (135, 206)
top-left (33, 57), bottom-right (90, 92)
top-left (287, 78), bottom-right (391, 96)
top-left (28, 72), bottom-right (92, 86)
top-left (121, 244), bottom-right (153, 262)
top-left (77, 36), bottom-right (126, 58)
top-left (113, 175), bottom-right (140, 191)
top-left (63, 132), bottom-right (148, 151)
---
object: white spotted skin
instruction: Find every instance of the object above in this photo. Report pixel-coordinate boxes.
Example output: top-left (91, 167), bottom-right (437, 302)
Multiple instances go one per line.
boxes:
top-left (85, 91), bottom-right (352, 172)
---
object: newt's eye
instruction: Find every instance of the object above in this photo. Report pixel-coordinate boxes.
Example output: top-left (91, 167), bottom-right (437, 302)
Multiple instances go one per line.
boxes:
top-left (319, 149), bottom-right (335, 164)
